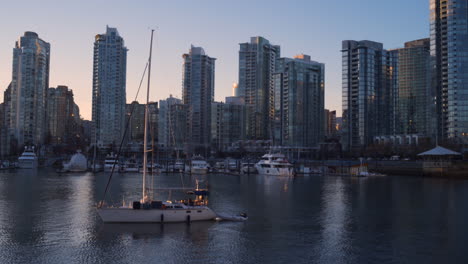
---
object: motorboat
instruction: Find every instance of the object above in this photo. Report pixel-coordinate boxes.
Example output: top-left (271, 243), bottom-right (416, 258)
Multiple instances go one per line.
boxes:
top-left (62, 150), bottom-right (87, 172)
top-left (255, 153), bottom-right (294, 176)
top-left (18, 146), bottom-right (38, 169)
top-left (241, 163), bottom-right (257, 174)
top-left (104, 152), bottom-right (120, 172)
top-left (122, 158), bottom-right (140, 173)
top-left (189, 155), bottom-right (209, 174)
top-left (226, 159), bottom-right (238, 172)
top-left (139, 162), bottom-right (162, 173)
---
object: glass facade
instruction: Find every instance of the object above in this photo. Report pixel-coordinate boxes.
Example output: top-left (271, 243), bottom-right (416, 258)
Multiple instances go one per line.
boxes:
top-left (342, 40), bottom-right (385, 151)
top-left (431, 0), bottom-right (468, 141)
top-left (238, 37), bottom-right (280, 140)
top-left (182, 46), bottom-right (215, 153)
top-left (273, 55), bottom-right (324, 147)
top-left (396, 39), bottom-right (431, 136)
top-left (92, 26), bottom-right (127, 147)
top-left (10, 32), bottom-right (50, 146)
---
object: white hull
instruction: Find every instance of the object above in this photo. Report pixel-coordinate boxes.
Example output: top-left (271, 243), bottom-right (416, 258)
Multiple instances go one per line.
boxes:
top-left (123, 167), bottom-right (139, 172)
top-left (255, 166), bottom-right (294, 176)
top-left (18, 159), bottom-right (38, 169)
top-left (190, 168), bottom-right (208, 174)
top-left (104, 165), bottom-right (120, 172)
top-left (97, 207), bottom-right (217, 223)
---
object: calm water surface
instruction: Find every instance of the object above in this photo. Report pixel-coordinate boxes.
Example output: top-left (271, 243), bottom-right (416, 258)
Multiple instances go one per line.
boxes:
top-left (0, 169), bottom-right (467, 263)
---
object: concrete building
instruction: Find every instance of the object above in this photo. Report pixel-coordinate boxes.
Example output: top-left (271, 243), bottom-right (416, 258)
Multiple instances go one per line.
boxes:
top-left (46, 86), bottom-right (81, 145)
top-left (238, 36), bottom-right (280, 140)
top-left (10, 32), bottom-right (50, 147)
top-left (92, 26), bottom-right (127, 147)
top-left (182, 46), bottom-right (215, 154)
top-left (430, 0), bottom-right (468, 142)
top-left (273, 54), bottom-right (324, 148)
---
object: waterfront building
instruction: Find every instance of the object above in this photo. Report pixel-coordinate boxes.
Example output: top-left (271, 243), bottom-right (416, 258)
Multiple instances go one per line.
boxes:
top-left (126, 101), bottom-right (145, 143)
top-left (273, 54), bottom-right (324, 148)
top-left (396, 39), bottom-right (432, 137)
top-left (158, 95), bottom-right (182, 148)
top-left (92, 26), bottom-right (127, 148)
top-left (238, 36), bottom-right (280, 140)
top-left (210, 97), bottom-right (245, 152)
top-left (10, 32), bottom-right (50, 147)
top-left (182, 46), bottom-right (215, 154)
top-left (324, 109), bottom-right (337, 139)
top-left (341, 40), bottom-right (389, 151)
top-left (430, 0), bottom-right (468, 142)
top-left (46, 86), bottom-right (82, 145)
top-left (125, 101), bottom-right (158, 144)
top-left (1, 84), bottom-right (12, 156)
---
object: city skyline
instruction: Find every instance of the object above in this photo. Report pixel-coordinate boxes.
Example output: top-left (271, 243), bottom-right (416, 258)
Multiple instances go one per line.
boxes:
top-left (0, 0), bottom-right (429, 120)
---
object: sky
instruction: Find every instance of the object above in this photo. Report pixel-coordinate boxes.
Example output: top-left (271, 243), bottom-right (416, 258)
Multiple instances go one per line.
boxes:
top-left (0, 0), bottom-right (429, 120)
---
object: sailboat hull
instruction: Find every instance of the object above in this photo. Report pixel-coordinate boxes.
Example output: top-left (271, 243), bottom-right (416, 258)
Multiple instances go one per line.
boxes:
top-left (97, 207), bottom-right (217, 223)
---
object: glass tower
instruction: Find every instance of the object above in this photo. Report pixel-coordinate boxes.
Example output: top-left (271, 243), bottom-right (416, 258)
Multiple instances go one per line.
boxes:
top-left (10, 32), bottom-right (50, 147)
top-left (182, 46), bottom-right (215, 154)
top-left (341, 40), bottom-right (385, 151)
top-left (431, 0), bottom-right (468, 142)
top-left (238, 37), bottom-right (280, 140)
top-left (92, 26), bottom-right (127, 147)
top-left (273, 54), bottom-right (324, 147)
top-left (396, 39), bottom-right (432, 136)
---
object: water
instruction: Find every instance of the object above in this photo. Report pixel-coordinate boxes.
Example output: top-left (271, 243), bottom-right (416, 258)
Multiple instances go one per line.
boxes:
top-left (0, 169), bottom-right (467, 264)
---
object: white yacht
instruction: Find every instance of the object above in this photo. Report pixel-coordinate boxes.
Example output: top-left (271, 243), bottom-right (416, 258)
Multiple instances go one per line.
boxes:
top-left (255, 153), bottom-right (294, 176)
top-left (18, 146), bottom-right (38, 169)
top-left (104, 152), bottom-right (120, 172)
top-left (189, 156), bottom-right (209, 174)
top-left (97, 30), bottom-right (219, 223)
top-left (122, 158), bottom-right (139, 173)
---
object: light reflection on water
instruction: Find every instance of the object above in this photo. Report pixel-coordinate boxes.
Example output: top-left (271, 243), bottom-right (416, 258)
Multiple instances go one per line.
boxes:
top-left (0, 169), bottom-right (467, 263)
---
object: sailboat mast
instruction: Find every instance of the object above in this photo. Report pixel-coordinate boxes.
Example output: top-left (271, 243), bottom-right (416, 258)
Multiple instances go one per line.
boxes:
top-left (142, 29), bottom-right (154, 200)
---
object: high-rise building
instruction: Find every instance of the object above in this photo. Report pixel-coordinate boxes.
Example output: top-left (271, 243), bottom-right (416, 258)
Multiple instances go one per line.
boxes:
top-left (1, 84), bottom-right (12, 156)
top-left (182, 46), bottom-right (215, 154)
top-left (324, 109), bottom-right (337, 139)
top-left (396, 39), bottom-right (432, 136)
top-left (273, 54), bottom-right (324, 147)
top-left (125, 101), bottom-right (158, 144)
top-left (46, 86), bottom-right (81, 145)
top-left (210, 97), bottom-right (245, 152)
top-left (158, 95), bottom-right (182, 148)
top-left (341, 40), bottom-right (387, 151)
top-left (430, 0), bottom-right (468, 142)
top-left (92, 26), bottom-right (127, 147)
top-left (126, 101), bottom-right (146, 142)
top-left (10, 32), bottom-right (50, 147)
top-left (238, 36), bottom-right (280, 140)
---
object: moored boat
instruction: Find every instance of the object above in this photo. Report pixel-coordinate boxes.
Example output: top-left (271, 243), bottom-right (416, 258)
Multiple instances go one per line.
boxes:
top-left (255, 153), bottom-right (294, 176)
top-left (18, 146), bottom-right (38, 169)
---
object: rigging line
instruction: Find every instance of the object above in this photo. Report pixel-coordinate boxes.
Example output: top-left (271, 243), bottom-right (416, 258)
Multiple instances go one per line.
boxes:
top-left (98, 61), bottom-right (149, 208)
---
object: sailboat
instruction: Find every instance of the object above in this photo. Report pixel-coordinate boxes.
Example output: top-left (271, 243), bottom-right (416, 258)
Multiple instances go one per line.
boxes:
top-left (97, 30), bottom-right (217, 223)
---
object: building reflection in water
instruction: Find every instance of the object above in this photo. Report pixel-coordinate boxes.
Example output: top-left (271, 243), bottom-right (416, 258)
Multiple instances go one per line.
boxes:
top-left (317, 177), bottom-right (351, 263)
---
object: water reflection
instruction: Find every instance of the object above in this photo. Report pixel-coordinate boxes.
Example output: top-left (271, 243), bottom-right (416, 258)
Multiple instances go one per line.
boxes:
top-left (0, 170), bottom-right (467, 263)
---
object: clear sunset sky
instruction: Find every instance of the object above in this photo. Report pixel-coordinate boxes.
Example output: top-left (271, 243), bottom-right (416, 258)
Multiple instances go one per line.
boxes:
top-left (0, 0), bottom-right (429, 120)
